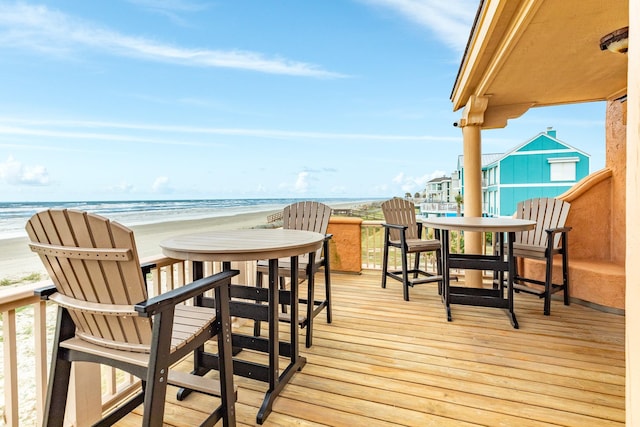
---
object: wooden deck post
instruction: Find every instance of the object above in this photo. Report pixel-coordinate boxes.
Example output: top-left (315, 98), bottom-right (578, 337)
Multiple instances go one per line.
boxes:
top-left (64, 363), bottom-right (102, 426)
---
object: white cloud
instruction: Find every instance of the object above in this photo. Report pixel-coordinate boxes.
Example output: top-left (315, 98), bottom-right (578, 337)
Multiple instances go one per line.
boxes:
top-left (110, 181), bottom-right (135, 193)
top-left (360, 0), bottom-right (477, 51)
top-left (392, 170), bottom-right (446, 194)
top-left (0, 156), bottom-right (50, 186)
top-left (127, 0), bottom-right (207, 13)
top-left (0, 4), bottom-right (346, 78)
top-left (294, 172), bottom-right (309, 193)
top-left (152, 176), bottom-right (172, 193)
top-left (0, 117), bottom-right (461, 145)
top-left (428, 170), bottom-right (449, 180)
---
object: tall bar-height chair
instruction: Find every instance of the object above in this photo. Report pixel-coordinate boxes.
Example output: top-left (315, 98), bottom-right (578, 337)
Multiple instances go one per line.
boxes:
top-left (511, 198), bottom-right (571, 315)
top-left (381, 197), bottom-right (442, 301)
top-left (28, 209), bottom-right (237, 427)
top-left (254, 201), bottom-right (332, 347)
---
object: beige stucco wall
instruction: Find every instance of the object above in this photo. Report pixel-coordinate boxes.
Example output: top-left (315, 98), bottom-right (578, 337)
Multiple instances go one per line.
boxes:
top-left (605, 99), bottom-right (627, 264)
top-left (626, 1), bottom-right (639, 422)
top-left (565, 99), bottom-right (626, 264)
top-left (523, 99), bottom-right (626, 310)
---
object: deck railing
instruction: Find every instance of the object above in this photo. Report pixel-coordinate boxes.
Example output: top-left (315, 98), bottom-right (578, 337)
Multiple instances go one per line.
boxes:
top-left (0, 223), bottom-right (471, 425)
top-left (0, 255), bottom-right (255, 426)
top-left (361, 220), bottom-right (463, 272)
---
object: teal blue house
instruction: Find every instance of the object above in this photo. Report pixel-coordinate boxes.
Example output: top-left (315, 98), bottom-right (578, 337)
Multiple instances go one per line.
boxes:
top-left (459, 128), bottom-right (590, 217)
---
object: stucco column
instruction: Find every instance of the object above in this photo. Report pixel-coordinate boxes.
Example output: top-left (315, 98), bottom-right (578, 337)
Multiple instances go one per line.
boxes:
top-left (459, 95), bottom-right (488, 287)
top-left (626, 0), bottom-right (639, 423)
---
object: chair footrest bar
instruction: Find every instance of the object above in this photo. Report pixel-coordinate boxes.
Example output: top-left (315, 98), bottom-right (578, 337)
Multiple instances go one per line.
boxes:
top-left (449, 294), bottom-right (509, 309)
top-left (386, 271), bottom-right (442, 286)
top-left (168, 370), bottom-right (238, 398)
top-left (513, 282), bottom-right (566, 296)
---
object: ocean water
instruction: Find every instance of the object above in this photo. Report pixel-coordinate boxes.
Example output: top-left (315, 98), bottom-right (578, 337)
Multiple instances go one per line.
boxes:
top-left (0, 198), bottom-right (373, 241)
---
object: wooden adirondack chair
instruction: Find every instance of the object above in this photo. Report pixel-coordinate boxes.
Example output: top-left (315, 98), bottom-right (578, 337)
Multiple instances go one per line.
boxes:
top-left (27, 209), bottom-right (237, 427)
top-left (254, 201), bottom-right (332, 348)
top-left (511, 198), bottom-right (572, 315)
top-left (381, 197), bottom-right (442, 301)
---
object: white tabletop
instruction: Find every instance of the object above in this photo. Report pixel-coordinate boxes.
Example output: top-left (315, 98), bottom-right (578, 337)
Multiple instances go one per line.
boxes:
top-left (420, 216), bottom-right (536, 232)
top-left (160, 228), bottom-right (324, 262)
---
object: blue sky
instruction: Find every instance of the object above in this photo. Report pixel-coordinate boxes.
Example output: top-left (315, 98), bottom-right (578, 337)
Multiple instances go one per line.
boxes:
top-left (0, 0), bottom-right (606, 202)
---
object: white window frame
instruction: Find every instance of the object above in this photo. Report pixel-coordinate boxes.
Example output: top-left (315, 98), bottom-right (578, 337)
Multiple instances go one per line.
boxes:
top-left (548, 157), bottom-right (579, 181)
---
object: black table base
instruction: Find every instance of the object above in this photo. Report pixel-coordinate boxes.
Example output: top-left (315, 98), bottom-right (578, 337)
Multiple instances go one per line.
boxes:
top-left (441, 230), bottom-right (519, 328)
top-left (179, 255), bottom-right (311, 424)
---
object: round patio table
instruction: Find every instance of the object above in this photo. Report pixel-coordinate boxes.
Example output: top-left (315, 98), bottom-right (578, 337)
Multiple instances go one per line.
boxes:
top-left (161, 228), bottom-right (324, 424)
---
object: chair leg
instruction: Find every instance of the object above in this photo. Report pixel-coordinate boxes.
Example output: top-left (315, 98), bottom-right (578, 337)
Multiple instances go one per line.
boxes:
top-left (215, 282), bottom-right (237, 427)
top-left (254, 270), bottom-right (264, 337)
top-left (324, 264), bottom-right (332, 324)
top-left (142, 311), bottom-right (173, 426)
top-left (381, 233), bottom-right (390, 289)
top-left (436, 247), bottom-right (443, 296)
top-left (142, 367), bottom-right (169, 426)
top-left (562, 234), bottom-right (570, 306)
top-left (401, 249), bottom-right (410, 301)
top-left (562, 257), bottom-right (570, 306)
top-left (305, 267), bottom-right (315, 348)
top-left (279, 276), bottom-right (288, 314)
top-left (413, 252), bottom-right (421, 280)
top-left (43, 353), bottom-right (72, 427)
top-left (544, 254), bottom-right (554, 316)
top-left (43, 308), bottom-right (75, 427)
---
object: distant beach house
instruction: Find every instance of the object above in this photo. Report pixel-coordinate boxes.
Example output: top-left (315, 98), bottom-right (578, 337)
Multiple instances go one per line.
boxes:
top-left (458, 128), bottom-right (590, 217)
top-left (424, 175), bottom-right (456, 203)
top-left (419, 173), bottom-right (461, 217)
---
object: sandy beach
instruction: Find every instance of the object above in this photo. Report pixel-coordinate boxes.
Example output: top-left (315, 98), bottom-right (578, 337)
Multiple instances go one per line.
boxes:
top-left (0, 200), bottom-right (374, 282)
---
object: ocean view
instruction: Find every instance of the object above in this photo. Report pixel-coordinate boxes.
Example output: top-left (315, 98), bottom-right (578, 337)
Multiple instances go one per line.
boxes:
top-left (0, 198), bottom-right (376, 240)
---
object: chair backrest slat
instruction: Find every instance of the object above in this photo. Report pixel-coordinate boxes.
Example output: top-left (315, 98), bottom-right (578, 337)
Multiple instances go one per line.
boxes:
top-left (381, 198), bottom-right (419, 241)
top-left (514, 198), bottom-right (570, 249)
top-left (26, 209), bottom-right (152, 352)
top-left (283, 201), bottom-right (331, 233)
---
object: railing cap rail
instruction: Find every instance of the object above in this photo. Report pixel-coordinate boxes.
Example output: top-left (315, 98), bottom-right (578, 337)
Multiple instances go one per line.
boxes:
top-left (0, 280), bottom-right (52, 312)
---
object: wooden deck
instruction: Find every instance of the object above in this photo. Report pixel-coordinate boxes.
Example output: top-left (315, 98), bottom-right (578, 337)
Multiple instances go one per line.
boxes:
top-left (118, 270), bottom-right (625, 426)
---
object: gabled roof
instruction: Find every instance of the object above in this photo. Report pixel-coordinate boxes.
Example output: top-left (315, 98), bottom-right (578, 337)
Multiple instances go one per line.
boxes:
top-left (427, 176), bottom-right (451, 183)
top-left (457, 129), bottom-right (591, 169)
top-left (485, 131), bottom-right (591, 167)
top-left (458, 153), bottom-right (503, 169)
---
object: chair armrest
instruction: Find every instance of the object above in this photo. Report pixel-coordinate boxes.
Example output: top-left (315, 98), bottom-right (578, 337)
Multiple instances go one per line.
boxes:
top-left (382, 223), bottom-right (408, 231)
top-left (544, 226), bottom-right (572, 234)
top-left (34, 284), bottom-right (57, 299)
top-left (321, 234), bottom-right (333, 259)
top-left (134, 269), bottom-right (239, 317)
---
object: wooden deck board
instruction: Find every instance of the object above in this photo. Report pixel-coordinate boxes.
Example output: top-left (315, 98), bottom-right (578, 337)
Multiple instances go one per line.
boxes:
top-left (116, 270), bottom-right (625, 426)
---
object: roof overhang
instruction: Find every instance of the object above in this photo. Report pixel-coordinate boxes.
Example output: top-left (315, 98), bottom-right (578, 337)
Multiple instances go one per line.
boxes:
top-left (451, 0), bottom-right (629, 129)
